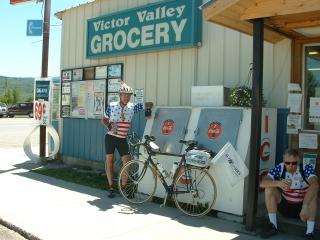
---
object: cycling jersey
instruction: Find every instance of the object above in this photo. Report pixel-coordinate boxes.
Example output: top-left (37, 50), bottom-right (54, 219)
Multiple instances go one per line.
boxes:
top-left (268, 163), bottom-right (316, 204)
top-left (104, 101), bottom-right (144, 138)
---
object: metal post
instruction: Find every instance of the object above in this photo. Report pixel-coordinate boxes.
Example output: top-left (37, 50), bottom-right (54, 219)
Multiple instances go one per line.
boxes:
top-left (40, 0), bottom-right (51, 157)
top-left (245, 18), bottom-right (264, 231)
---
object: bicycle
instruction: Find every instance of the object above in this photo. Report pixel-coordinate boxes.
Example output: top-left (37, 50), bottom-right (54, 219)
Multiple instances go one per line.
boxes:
top-left (118, 135), bottom-right (217, 217)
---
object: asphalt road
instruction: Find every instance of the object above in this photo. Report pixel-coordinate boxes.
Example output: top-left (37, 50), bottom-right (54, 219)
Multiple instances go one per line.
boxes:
top-left (0, 117), bottom-right (37, 148)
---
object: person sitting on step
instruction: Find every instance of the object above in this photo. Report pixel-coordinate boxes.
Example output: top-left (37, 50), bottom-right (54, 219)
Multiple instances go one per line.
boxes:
top-left (260, 149), bottom-right (319, 240)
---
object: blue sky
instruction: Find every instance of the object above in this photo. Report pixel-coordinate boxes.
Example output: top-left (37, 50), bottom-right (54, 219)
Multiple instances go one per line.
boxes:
top-left (0, 0), bottom-right (92, 78)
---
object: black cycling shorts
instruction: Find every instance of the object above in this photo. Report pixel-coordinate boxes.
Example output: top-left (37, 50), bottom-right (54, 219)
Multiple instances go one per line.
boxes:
top-left (278, 198), bottom-right (302, 219)
top-left (105, 134), bottom-right (130, 157)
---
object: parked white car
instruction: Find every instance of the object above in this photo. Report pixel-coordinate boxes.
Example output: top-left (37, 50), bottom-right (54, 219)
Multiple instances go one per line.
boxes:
top-left (0, 102), bottom-right (8, 118)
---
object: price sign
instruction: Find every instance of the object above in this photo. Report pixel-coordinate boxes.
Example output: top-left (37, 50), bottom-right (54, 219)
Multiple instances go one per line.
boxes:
top-left (34, 79), bottom-right (51, 126)
top-left (34, 100), bottom-right (50, 126)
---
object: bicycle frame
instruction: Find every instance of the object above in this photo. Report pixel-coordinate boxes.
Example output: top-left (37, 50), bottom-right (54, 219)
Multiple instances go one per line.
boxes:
top-left (122, 134), bottom-right (217, 216)
top-left (144, 151), bottom-right (194, 195)
top-left (127, 134), bottom-right (206, 195)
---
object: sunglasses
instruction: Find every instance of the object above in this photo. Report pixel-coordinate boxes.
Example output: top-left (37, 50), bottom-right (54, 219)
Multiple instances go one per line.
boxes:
top-left (284, 161), bottom-right (298, 166)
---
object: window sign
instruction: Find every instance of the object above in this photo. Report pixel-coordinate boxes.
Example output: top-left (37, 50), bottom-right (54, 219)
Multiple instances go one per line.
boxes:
top-left (62, 70), bottom-right (72, 81)
top-left (108, 78), bottom-right (122, 92)
top-left (87, 0), bottom-right (202, 58)
top-left (108, 64), bottom-right (122, 78)
top-left (134, 89), bottom-right (144, 104)
top-left (62, 94), bottom-right (71, 105)
top-left (108, 93), bottom-right (119, 104)
top-left (304, 45), bottom-right (320, 130)
top-left (61, 106), bottom-right (70, 118)
top-left (72, 69), bottom-right (83, 81)
top-left (62, 82), bottom-right (71, 94)
top-left (95, 65), bottom-right (108, 79)
top-left (71, 81), bottom-right (87, 118)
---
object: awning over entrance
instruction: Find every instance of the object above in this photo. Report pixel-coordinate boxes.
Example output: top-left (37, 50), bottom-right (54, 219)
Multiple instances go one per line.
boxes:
top-left (201, 0), bottom-right (320, 43)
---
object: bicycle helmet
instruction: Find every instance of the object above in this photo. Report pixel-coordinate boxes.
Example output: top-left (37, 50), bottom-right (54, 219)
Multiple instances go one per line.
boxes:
top-left (119, 82), bottom-right (134, 94)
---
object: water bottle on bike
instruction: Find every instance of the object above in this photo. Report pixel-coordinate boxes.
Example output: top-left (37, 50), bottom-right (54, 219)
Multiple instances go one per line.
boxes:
top-left (170, 161), bottom-right (179, 178)
top-left (156, 163), bottom-right (169, 178)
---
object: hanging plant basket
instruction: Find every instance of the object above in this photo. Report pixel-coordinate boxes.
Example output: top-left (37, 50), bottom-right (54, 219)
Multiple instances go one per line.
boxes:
top-left (229, 86), bottom-right (252, 107)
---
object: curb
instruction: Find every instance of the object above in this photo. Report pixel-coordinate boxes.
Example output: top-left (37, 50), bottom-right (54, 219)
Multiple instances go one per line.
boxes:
top-left (0, 217), bottom-right (42, 240)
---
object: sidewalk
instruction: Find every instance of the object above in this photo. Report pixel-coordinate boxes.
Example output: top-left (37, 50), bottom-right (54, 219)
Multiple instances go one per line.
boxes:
top-left (0, 148), bottom-right (305, 240)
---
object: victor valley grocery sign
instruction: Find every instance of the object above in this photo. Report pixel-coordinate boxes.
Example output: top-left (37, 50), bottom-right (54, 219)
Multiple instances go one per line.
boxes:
top-left (87, 0), bottom-right (202, 58)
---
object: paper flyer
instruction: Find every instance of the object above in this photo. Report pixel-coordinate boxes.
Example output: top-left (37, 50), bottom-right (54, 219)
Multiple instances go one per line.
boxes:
top-left (299, 133), bottom-right (318, 149)
top-left (287, 93), bottom-right (302, 113)
top-left (309, 97), bottom-right (320, 123)
top-left (303, 153), bottom-right (317, 169)
top-left (286, 114), bottom-right (301, 134)
top-left (288, 83), bottom-right (301, 92)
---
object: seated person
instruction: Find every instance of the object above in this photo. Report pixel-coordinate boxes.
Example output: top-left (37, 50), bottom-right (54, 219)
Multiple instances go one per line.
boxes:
top-left (260, 149), bottom-right (319, 240)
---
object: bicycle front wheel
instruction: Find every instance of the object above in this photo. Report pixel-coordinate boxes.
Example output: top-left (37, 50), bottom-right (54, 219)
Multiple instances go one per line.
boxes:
top-left (118, 160), bottom-right (157, 204)
top-left (173, 166), bottom-right (217, 217)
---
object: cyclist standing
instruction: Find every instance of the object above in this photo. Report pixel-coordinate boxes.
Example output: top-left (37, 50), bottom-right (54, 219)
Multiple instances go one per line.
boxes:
top-left (101, 82), bottom-right (153, 198)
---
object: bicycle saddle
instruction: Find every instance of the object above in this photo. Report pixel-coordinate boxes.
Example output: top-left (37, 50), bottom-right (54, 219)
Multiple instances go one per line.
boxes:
top-left (179, 139), bottom-right (198, 146)
top-left (144, 135), bottom-right (156, 141)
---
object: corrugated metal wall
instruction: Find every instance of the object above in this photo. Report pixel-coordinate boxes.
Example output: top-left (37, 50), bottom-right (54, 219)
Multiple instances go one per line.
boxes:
top-left (62, 112), bottom-right (146, 162)
top-left (58, 0), bottom-right (291, 163)
top-left (60, 0), bottom-right (291, 108)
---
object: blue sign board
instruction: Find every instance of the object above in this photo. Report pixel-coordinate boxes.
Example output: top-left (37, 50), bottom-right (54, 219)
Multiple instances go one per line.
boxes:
top-left (35, 81), bottom-right (50, 101)
top-left (27, 20), bottom-right (43, 36)
top-left (87, 0), bottom-right (202, 58)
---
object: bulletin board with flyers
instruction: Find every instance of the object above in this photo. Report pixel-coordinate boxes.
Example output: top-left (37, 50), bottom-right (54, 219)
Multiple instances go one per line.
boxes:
top-left (60, 63), bottom-right (123, 119)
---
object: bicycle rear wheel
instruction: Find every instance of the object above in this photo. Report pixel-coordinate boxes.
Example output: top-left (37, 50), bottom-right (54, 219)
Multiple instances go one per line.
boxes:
top-left (173, 165), bottom-right (217, 217)
top-left (118, 160), bottom-right (157, 204)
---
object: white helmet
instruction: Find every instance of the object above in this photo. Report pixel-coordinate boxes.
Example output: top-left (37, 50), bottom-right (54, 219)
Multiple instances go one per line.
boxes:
top-left (119, 82), bottom-right (134, 94)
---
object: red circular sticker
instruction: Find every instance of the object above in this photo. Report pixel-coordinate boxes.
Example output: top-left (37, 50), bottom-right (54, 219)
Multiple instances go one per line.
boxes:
top-left (207, 122), bottom-right (222, 139)
top-left (260, 139), bottom-right (270, 161)
top-left (162, 120), bottom-right (175, 135)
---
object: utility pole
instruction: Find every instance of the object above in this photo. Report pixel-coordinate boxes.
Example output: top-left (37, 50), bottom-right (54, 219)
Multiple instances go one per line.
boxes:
top-left (40, 0), bottom-right (51, 158)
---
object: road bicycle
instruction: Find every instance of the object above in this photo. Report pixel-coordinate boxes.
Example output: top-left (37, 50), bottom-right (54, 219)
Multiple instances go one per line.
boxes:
top-left (119, 134), bottom-right (217, 217)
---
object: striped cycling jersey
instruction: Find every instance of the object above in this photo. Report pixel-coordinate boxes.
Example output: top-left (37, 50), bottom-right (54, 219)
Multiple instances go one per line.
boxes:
top-left (104, 101), bottom-right (144, 138)
top-left (268, 163), bottom-right (316, 204)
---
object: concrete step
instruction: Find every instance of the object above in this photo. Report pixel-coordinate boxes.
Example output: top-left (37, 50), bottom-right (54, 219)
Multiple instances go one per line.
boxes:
top-left (257, 205), bottom-right (320, 238)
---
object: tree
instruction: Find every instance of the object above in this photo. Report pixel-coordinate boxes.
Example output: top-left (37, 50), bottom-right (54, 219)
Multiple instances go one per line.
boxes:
top-left (0, 88), bottom-right (21, 105)
top-left (25, 96), bottom-right (34, 102)
top-left (12, 88), bottom-right (20, 103)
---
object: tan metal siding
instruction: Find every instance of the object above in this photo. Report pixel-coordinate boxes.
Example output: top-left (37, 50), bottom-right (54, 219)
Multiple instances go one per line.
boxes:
top-left (75, 7), bottom-right (85, 67)
top-left (59, 0), bottom-right (291, 107)
top-left (272, 39), bottom-right (291, 108)
top-left (83, 4), bottom-right (93, 67)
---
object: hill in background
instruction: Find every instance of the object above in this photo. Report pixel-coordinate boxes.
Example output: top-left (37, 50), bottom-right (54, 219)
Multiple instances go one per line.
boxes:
top-left (0, 76), bottom-right (34, 102)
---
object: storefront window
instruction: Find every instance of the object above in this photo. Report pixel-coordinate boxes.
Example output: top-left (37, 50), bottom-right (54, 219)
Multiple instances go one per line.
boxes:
top-left (304, 45), bottom-right (320, 130)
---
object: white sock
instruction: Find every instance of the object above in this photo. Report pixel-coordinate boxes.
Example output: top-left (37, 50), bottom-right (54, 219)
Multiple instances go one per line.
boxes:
top-left (306, 221), bottom-right (315, 234)
top-left (268, 213), bottom-right (277, 228)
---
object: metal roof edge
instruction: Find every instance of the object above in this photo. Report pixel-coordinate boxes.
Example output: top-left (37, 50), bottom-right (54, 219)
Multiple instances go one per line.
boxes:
top-left (54, 0), bottom-right (95, 20)
top-left (198, 0), bottom-right (216, 10)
